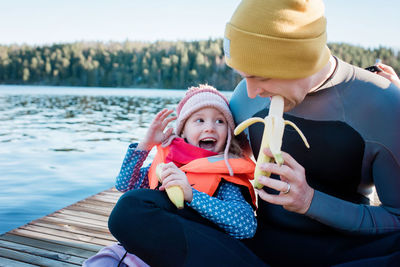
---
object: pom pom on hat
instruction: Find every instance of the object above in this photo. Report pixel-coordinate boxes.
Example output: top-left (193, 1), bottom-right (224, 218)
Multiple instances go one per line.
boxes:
top-left (224, 0), bottom-right (331, 79)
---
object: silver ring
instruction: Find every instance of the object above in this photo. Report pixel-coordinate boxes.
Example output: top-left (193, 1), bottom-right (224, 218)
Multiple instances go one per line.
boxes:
top-left (283, 183), bottom-right (291, 194)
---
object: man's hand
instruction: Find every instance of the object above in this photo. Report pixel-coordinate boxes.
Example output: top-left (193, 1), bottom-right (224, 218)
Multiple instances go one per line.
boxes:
top-left (255, 148), bottom-right (314, 214)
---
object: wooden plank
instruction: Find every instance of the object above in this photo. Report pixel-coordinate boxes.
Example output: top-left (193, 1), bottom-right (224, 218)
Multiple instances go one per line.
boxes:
top-left (99, 191), bottom-right (123, 199)
top-left (66, 204), bottom-right (112, 217)
top-left (78, 197), bottom-right (115, 209)
top-left (0, 247), bottom-right (78, 267)
top-left (79, 198), bottom-right (116, 208)
top-left (49, 213), bottom-right (108, 228)
top-left (56, 209), bottom-right (109, 222)
top-left (10, 228), bottom-right (107, 250)
top-left (72, 201), bottom-right (113, 212)
top-left (1, 233), bottom-right (101, 253)
top-left (64, 203), bottom-right (112, 214)
top-left (0, 234), bottom-right (97, 259)
top-left (101, 189), bottom-right (121, 197)
top-left (90, 194), bottom-right (120, 203)
top-left (38, 216), bottom-right (110, 233)
top-left (14, 225), bottom-right (113, 247)
top-left (0, 239), bottom-right (85, 265)
top-left (30, 221), bottom-right (115, 241)
top-left (97, 192), bottom-right (121, 199)
top-left (0, 257), bottom-right (38, 266)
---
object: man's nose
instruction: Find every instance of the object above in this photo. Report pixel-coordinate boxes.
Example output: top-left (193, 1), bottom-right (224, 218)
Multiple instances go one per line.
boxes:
top-left (245, 78), bottom-right (259, 98)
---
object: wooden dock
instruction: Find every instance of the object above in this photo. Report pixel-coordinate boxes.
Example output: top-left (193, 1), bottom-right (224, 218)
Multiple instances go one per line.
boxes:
top-left (0, 187), bottom-right (122, 266)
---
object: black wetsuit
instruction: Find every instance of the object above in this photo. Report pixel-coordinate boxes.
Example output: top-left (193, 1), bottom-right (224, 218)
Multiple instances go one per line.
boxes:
top-left (230, 58), bottom-right (400, 266)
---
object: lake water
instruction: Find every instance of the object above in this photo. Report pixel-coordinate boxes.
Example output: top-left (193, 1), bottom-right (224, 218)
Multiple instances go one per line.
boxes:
top-left (0, 85), bottom-right (232, 234)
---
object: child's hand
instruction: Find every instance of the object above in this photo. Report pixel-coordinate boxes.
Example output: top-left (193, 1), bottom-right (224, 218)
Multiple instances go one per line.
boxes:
top-left (137, 109), bottom-right (176, 151)
top-left (159, 162), bottom-right (193, 203)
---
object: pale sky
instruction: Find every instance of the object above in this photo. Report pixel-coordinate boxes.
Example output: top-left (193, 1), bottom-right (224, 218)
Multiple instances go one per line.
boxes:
top-left (0, 0), bottom-right (399, 49)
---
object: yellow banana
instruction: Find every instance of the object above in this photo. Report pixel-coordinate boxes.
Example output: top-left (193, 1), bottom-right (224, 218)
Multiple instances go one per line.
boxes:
top-left (234, 95), bottom-right (310, 189)
top-left (156, 163), bottom-right (184, 209)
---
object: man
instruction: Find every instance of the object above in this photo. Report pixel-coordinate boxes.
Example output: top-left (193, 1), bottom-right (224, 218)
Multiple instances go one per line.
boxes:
top-left (225, 0), bottom-right (400, 265)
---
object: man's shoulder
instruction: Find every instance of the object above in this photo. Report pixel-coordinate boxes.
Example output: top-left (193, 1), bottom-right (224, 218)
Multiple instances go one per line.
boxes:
top-left (332, 60), bottom-right (400, 109)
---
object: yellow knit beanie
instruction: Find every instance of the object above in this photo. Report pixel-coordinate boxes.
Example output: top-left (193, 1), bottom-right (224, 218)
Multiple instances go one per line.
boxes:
top-left (224, 0), bottom-right (331, 79)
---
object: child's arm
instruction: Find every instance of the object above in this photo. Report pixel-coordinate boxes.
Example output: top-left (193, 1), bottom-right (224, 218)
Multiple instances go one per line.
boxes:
top-left (187, 182), bottom-right (257, 239)
top-left (116, 109), bottom-right (176, 192)
top-left (115, 143), bottom-right (151, 192)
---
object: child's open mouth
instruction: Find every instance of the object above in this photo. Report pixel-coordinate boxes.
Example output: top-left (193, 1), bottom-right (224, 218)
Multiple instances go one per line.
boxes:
top-left (199, 138), bottom-right (217, 151)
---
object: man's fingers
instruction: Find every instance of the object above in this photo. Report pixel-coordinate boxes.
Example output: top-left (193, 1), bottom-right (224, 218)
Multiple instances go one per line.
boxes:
top-left (260, 162), bottom-right (293, 180)
top-left (262, 147), bottom-right (303, 171)
top-left (256, 189), bottom-right (290, 206)
top-left (258, 176), bottom-right (289, 193)
top-left (281, 151), bottom-right (303, 170)
top-left (262, 147), bottom-right (273, 157)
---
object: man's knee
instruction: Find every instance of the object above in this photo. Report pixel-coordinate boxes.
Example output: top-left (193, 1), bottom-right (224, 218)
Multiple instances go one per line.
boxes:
top-left (108, 189), bottom-right (170, 235)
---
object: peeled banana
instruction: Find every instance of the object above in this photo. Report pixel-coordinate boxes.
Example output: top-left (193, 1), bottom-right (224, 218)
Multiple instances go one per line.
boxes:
top-left (234, 95), bottom-right (310, 189)
top-left (156, 163), bottom-right (184, 209)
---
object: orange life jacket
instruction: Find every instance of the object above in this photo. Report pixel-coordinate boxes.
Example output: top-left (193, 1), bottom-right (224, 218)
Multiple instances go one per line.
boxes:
top-left (148, 145), bottom-right (257, 209)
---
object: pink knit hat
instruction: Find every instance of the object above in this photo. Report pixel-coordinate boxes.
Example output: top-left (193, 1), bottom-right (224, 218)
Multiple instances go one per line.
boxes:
top-left (175, 84), bottom-right (235, 176)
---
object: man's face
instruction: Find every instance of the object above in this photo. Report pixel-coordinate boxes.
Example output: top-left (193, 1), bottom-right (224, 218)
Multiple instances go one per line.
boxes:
top-left (237, 71), bottom-right (310, 112)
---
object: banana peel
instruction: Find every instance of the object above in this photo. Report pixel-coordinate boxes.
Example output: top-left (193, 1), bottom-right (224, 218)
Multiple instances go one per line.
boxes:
top-left (156, 163), bottom-right (185, 209)
top-left (234, 95), bottom-right (310, 189)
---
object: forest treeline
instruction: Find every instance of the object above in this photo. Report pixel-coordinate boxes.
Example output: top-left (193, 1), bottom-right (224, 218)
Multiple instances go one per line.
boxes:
top-left (0, 40), bottom-right (399, 90)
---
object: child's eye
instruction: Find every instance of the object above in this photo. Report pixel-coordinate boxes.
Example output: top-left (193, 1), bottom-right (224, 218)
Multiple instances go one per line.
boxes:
top-left (195, 118), bottom-right (204, 123)
top-left (216, 119), bottom-right (225, 124)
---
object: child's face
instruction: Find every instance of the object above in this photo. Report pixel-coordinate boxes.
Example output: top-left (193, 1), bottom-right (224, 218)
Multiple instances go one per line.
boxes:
top-left (181, 107), bottom-right (228, 153)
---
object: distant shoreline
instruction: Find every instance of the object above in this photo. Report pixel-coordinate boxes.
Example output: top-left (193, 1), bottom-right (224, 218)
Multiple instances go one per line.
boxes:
top-left (1, 40), bottom-right (398, 91)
